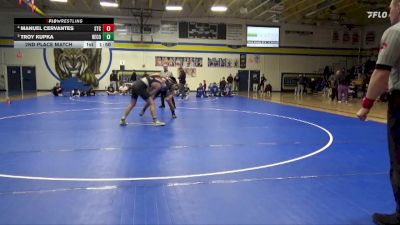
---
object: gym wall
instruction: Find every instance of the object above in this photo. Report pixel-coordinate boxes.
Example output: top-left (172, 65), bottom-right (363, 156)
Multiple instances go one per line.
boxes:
top-left (0, 16), bottom-right (388, 91)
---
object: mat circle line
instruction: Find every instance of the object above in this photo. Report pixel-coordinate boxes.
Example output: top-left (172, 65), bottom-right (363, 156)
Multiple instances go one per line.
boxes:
top-left (0, 107), bottom-right (334, 181)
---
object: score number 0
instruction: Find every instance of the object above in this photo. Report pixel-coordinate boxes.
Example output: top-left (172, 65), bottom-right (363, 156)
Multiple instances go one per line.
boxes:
top-left (102, 24), bottom-right (114, 32)
top-left (94, 24), bottom-right (115, 32)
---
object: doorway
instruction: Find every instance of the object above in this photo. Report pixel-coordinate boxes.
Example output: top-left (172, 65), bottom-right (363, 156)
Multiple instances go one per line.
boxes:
top-left (237, 70), bottom-right (260, 92)
top-left (7, 66), bottom-right (37, 93)
top-left (22, 66), bottom-right (37, 92)
top-left (7, 66), bottom-right (22, 93)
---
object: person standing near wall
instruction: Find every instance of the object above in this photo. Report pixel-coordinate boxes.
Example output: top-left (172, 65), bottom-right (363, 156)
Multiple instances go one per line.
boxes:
top-left (110, 70), bottom-right (118, 90)
top-left (227, 74), bottom-right (234, 88)
top-left (234, 73), bottom-right (240, 92)
top-left (337, 70), bottom-right (350, 103)
top-left (203, 80), bottom-right (207, 96)
top-left (323, 65), bottom-right (330, 81)
top-left (296, 74), bottom-right (305, 96)
top-left (357, 1), bottom-right (400, 224)
top-left (252, 73), bottom-right (259, 92)
top-left (178, 67), bottom-right (187, 99)
top-left (258, 74), bottom-right (267, 93)
top-left (219, 77), bottom-right (227, 96)
top-left (329, 72), bottom-right (339, 101)
top-left (265, 83), bottom-right (272, 96)
top-left (130, 70), bottom-right (137, 83)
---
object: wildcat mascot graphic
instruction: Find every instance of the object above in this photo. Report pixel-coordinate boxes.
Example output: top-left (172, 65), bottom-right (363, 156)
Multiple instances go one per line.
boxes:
top-left (54, 49), bottom-right (102, 87)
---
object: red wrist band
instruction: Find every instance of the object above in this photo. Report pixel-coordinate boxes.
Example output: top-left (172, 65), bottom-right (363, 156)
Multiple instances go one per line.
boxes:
top-left (362, 97), bottom-right (374, 109)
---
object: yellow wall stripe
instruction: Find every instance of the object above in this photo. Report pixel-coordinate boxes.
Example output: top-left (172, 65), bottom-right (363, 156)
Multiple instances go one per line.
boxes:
top-left (114, 43), bottom-right (365, 56)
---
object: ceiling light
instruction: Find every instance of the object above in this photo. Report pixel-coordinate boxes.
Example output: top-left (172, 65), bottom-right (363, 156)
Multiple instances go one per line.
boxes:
top-left (100, 1), bottom-right (118, 7)
top-left (166, 6), bottom-right (182, 11)
top-left (211, 6), bottom-right (227, 12)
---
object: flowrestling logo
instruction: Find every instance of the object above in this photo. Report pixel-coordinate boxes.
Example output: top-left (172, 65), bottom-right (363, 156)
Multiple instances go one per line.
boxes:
top-left (367, 11), bottom-right (388, 18)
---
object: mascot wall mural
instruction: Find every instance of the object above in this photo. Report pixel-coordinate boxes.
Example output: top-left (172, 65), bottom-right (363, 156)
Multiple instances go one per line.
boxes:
top-left (54, 49), bottom-right (102, 87)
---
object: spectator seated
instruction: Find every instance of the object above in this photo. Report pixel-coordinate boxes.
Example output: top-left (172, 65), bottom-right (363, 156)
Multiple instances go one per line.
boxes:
top-left (184, 84), bottom-right (190, 97)
top-left (71, 88), bottom-right (81, 97)
top-left (106, 86), bottom-right (118, 96)
top-left (223, 83), bottom-right (233, 97)
top-left (52, 83), bottom-right (63, 96)
top-left (209, 83), bottom-right (219, 97)
top-left (85, 87), bottom-right (96, 96)
top-left (196, 83), bottom-right (207, 98)
top-left (119, 84), bottom-right (130, 95)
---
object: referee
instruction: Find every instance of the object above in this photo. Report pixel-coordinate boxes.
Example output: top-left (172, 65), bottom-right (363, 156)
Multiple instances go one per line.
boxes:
top-left (357, 1), bottom-right (400, 224)
top-left (159, 64), bottom-right (173, 108)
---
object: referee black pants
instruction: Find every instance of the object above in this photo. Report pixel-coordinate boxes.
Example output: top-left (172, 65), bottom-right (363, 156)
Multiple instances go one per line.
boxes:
top-left (160, 90), bottom-right (166, 107)
top-left (387, 90), bottom-right (400, 212)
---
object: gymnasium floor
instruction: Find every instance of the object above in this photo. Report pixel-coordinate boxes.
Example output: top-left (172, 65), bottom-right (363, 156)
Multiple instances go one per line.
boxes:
top-left (0, 92), bottom-right (393, 224)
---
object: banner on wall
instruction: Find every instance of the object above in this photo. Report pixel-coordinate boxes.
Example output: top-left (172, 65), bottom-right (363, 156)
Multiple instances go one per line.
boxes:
top-left (155, 56), bottom-right (203, 67)
top-left (207, 57), bottom-right (240, 68)
top-left (178, 67), bottom-right (197, 77)
top-left (54, 48), bottom-right (102, 87)
top-left (240, 54), bottom-right (246, 69)
top-left (247, 55), bottom-right (260, 65)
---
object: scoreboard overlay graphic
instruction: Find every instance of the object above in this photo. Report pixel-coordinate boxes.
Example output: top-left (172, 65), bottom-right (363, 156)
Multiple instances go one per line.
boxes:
top-left (14, 18), bottom-right (114, 49)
